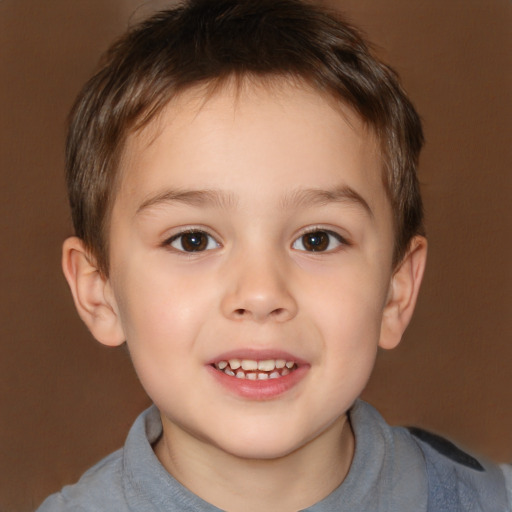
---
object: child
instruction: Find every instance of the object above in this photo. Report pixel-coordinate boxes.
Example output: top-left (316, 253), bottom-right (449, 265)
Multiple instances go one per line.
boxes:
top-left (37, 0), bottom-right (511, 510)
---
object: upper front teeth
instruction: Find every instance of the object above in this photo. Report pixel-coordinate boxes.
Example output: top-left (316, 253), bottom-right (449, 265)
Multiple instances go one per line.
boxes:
top-left (258, 360), bottom-right (277, 371)
top-left (216, 359), bottom-right (296, 373)
top-left (241, 360), bottom-right (258, 371)
top-left (229, 359), bottom-right (241, 370)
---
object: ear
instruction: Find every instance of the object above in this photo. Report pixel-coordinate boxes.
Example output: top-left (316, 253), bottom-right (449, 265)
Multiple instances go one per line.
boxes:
top-left (379, 236), bottom-right (427, 350)
top-left (62, 237), bottom-right (125, 347)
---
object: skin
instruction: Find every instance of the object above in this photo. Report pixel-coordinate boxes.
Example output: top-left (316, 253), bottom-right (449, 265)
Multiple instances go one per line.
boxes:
top-left (63, 80), bottom-right (427, 511)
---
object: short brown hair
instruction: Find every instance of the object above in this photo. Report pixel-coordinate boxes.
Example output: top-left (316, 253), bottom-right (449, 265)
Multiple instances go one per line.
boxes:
top-left (66, 0), bottom-right (424, 275)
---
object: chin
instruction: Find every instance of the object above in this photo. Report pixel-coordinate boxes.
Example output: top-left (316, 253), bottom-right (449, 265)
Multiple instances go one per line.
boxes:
top-left (222, 441), bottom-right (300, 461)
top-left (210, 426), bottom-right (312, 461)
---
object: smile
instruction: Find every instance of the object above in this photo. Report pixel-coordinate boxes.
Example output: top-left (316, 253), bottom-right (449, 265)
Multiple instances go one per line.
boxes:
top-left (207, 351), bottom-right (308, 400)
top-left (213, 359), bottom-right (297, 380)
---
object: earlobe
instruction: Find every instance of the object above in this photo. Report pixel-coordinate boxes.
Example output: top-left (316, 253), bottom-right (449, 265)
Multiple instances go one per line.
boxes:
top-left (379, 236), bottom-right (427, 350)
top-left (62, 237), bottom-right (125, 347)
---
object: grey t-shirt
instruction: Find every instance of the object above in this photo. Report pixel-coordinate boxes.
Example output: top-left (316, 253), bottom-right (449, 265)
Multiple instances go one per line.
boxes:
top-left (36, 401), bottom-right (510, 511)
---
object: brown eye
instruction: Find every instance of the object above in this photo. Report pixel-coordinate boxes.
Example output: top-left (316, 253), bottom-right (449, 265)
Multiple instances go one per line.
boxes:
top-left (169, 231), bottom-right (218, 252)
top-left (292, 230), bottom-right (344, 252)
top-left (302, 231), bottom-right (329, 251)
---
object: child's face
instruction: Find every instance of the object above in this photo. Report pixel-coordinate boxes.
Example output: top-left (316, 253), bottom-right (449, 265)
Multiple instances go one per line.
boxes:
top-left (107, 81), bottom-right (398, 459)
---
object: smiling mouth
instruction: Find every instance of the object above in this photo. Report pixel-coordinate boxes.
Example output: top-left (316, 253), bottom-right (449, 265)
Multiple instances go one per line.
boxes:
top-left (212, 359), bottom-right (298, 380)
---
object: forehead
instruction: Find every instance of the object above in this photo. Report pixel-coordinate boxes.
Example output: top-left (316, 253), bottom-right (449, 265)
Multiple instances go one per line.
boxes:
top-left (116, 79), bottom-right (389, 220)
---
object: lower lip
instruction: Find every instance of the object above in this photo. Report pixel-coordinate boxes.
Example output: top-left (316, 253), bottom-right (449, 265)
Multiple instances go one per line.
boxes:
top-left (207, 365), bottom-right (309, 400)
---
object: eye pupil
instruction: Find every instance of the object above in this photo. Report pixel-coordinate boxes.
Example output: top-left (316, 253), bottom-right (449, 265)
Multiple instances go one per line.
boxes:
top-left (182, 232), bottom-right (207, 251)
top-left (303, 231), bottom-right (329, 251)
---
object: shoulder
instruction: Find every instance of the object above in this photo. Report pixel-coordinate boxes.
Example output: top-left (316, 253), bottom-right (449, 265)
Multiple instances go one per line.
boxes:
top-left (35, 405), bottom-right (162, 512)
top-left (36, 448), bottom-right (127, 512)
top-left (407, 427), bottom-right (511, 512)
top-left (36, 405), bottom-right (169, 512)
top-left (349, 401), bottom-right (511, 512)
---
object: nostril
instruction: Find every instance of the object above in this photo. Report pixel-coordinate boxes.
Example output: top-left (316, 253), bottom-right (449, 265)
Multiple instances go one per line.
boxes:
top-left (234, 308), bottom-right (246, 316)
top-left (270, 308), bottom-right (285, 317)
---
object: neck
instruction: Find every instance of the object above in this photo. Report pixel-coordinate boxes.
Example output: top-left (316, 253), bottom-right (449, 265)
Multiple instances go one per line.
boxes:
top-left (154, 414), bottom-right (354, 512)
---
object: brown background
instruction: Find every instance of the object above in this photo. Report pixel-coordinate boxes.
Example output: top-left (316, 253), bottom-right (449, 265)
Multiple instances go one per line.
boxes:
top-left (1, 1), bottom-right (510, 511)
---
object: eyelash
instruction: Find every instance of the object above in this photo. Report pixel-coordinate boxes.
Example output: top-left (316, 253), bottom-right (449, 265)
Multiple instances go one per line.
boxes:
top-left (164, 227), bottom-right (350, 254)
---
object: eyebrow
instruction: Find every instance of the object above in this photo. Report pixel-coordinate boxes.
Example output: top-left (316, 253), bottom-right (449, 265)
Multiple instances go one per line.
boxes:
top-left (136, 188), bottom-right (238, 214)
top-left (136, 184), bottom-right (372, 217)
top-left (280, 185), bottom-right (373, 217)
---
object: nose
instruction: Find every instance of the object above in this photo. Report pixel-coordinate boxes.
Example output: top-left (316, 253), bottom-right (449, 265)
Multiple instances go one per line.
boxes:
top-left (220, 250), bottom-right (298, 323)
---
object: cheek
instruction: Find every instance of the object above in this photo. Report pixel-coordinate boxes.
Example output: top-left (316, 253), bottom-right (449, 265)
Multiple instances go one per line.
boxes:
top-left (114, 272), bottom-right (211, 408)
top-left (319, 298), bottom-right (382, 406)
top-left (303, 264), bottom-right (387, 375)
top-left (112, 261), bottom-right (216, 361)
top-left (306, 262), bottom-right (387, 333)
